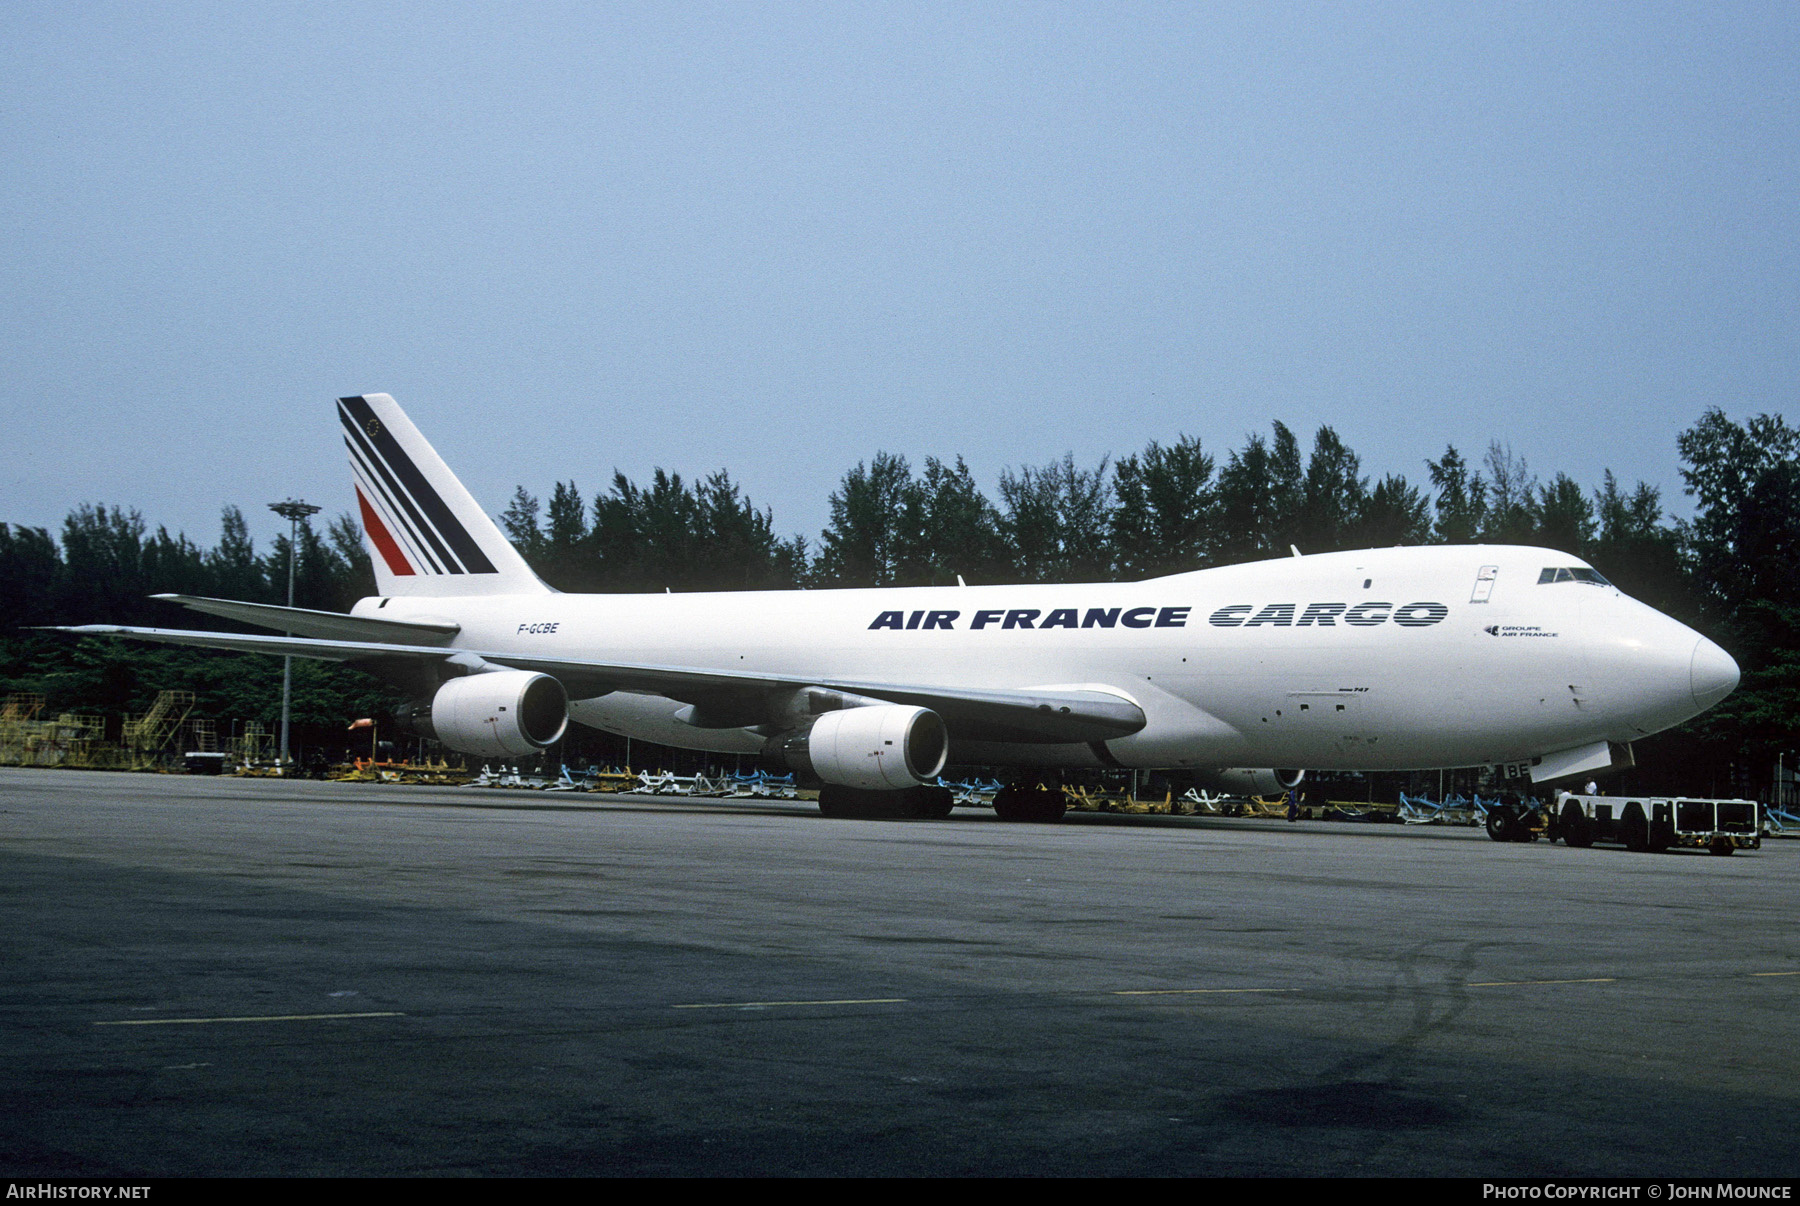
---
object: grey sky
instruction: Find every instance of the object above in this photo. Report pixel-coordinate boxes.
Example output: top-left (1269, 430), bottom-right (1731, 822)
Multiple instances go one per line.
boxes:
top-left (3, 2), bottom-right (1795, 555)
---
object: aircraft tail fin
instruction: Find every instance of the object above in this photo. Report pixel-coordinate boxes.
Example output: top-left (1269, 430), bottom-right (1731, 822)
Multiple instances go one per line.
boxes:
top-left (338, 393), bottom-right (551, 597)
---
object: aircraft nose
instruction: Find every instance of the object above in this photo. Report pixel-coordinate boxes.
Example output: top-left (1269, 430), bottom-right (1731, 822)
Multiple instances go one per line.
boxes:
top-left (1690, 636), bottom-right (1739, 712)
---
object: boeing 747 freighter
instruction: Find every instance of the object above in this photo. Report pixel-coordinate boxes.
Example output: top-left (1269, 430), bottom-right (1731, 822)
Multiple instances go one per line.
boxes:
top-left (57, 394), bottom-right (1739, 820)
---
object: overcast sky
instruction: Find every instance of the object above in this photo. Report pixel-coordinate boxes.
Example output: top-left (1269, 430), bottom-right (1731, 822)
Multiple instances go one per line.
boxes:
top-left (2, 2), bottom-right (1795, 555)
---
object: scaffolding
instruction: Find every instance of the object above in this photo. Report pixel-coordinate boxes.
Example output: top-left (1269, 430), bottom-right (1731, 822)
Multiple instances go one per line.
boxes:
top-left (0, 697), bottom-right (115, 767)
top-left (0, 692), bottom-right (295, 774)
top-left (0, 695), bottom-right (44, 765)
top-left (52, 713), bottom-right (110, 767)
top-left (1, 693), bottom-right (45, 731)
top-left (233, 721), bottom-right (276, 772)
top-left (122, 690), bottom-right (195, 770)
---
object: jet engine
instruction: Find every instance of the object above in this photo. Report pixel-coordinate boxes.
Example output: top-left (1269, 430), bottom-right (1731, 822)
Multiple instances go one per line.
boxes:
top-left (414, 670), bottom-right (569, 757)
top-left (768, 704), bottom-right (949, 790)
top-left (1190, 767), bottom-right (1306, 796)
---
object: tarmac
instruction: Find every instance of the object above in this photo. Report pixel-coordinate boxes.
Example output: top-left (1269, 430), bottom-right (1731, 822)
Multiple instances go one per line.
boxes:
top-left (1, 766), bottom-right (1796, 1178)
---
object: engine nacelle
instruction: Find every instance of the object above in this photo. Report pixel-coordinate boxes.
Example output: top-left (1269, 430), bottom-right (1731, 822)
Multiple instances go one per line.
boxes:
top-left (1190, 767), bottom-right (1306, 796)
top-left (769, 704), bottom-right (949, 790)
top-left (419, 670), bottom-right (568, 757)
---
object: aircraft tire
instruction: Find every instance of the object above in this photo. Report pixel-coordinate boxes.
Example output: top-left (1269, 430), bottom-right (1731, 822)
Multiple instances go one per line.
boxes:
top-left (992, 785), bottom-right (1028, 821)
top-left (1621, 805), bottom-right (1650, 853)
top-left (822, 784), bottom-right (952, 820)
top-left (906, 785), bottom-right (955, 819)
top-left (993, 783), bottom-right (1066, 822)
top-left (1560, 801), bottom-right (1593, 848)
top-left (817, 785), bottom-right (850, 818)
top-left (1484, 808), bottom-right (1516, 843)
top-left (818, 784), bottom-right (890, 819)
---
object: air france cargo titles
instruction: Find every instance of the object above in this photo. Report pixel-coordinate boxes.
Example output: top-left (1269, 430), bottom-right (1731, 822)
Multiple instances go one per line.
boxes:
top-left (866, 602), bottom-right (1449, 630)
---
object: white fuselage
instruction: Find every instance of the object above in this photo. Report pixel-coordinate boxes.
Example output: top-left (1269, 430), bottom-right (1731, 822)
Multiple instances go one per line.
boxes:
top-left (353, 544), bottom-right (1735, 773)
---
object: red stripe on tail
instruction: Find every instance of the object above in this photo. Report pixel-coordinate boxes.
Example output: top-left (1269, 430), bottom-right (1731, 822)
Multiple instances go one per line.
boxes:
top-left (356, 485), bottom-right (416, 576)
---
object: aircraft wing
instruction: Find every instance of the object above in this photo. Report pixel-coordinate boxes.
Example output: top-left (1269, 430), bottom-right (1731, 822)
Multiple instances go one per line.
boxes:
top-left (148, 594), bottom-right (461, 644)
top-left (48, 625), bottom-right (1145, 744)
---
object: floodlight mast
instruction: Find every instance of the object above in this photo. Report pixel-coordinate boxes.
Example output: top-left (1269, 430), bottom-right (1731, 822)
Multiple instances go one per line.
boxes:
top-left (268, 499), bottom-right (322, 769)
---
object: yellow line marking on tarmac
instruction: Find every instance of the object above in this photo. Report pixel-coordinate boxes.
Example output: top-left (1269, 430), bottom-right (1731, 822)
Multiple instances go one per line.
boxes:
top-left (1751, 971), bottom-right (1800, 977)
top-left (673, 998), bottom-right (907, 1010)
top-left (95, 1011), bottom-right (407, 1026)
top-left (1112, 988), bottom-right (1294, 997)
top-left (1468, 978), bottom-right (1616, 987)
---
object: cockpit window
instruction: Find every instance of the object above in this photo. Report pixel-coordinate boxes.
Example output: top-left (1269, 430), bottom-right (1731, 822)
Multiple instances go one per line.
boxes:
top-left (1537, 566), bottom-right (1612, 586)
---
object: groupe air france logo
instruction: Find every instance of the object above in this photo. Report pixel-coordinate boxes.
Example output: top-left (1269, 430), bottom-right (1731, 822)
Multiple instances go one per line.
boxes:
top-left (868, 601), bottom-right (1450, 631)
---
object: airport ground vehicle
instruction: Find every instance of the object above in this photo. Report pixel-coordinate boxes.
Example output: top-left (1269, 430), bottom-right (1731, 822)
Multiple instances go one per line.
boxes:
top-left (1550, 792), bottom-right (1761, 855)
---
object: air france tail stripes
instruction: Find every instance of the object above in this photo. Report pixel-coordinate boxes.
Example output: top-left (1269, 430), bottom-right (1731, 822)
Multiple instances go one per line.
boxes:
top-left (354, 484), bottom-right (415, 577)
top-left (336, 393), bottom-right (549, 598)
top-left (339, 396), bottom-right (487, 574)
top-left (344, 432), bottom-right (449, 574)
top-left (337, 396), bottom-right (498, 576)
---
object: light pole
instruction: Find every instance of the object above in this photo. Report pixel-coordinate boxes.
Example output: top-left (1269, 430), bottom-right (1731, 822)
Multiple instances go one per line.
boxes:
top-left (269, 499), bottom-right (321, 768)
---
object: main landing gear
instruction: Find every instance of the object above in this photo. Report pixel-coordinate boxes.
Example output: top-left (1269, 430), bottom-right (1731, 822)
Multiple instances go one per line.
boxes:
top-left (991, 780), bottom-right (1067, 823)
top-left (814, 777), bottom-right (1070, 822)
top-left (817, 783), bottom-right (955, 820)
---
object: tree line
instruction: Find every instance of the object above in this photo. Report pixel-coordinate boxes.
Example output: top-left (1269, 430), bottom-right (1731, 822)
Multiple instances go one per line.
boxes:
top-left (501, 425), bottom-right (1677, 596)
top-left (2, 411), bottom-right (1793, 793)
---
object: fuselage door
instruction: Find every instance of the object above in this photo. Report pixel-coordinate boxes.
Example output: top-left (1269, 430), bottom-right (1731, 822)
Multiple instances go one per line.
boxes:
top-left (1471, 565), bottom-right (1499, 604)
